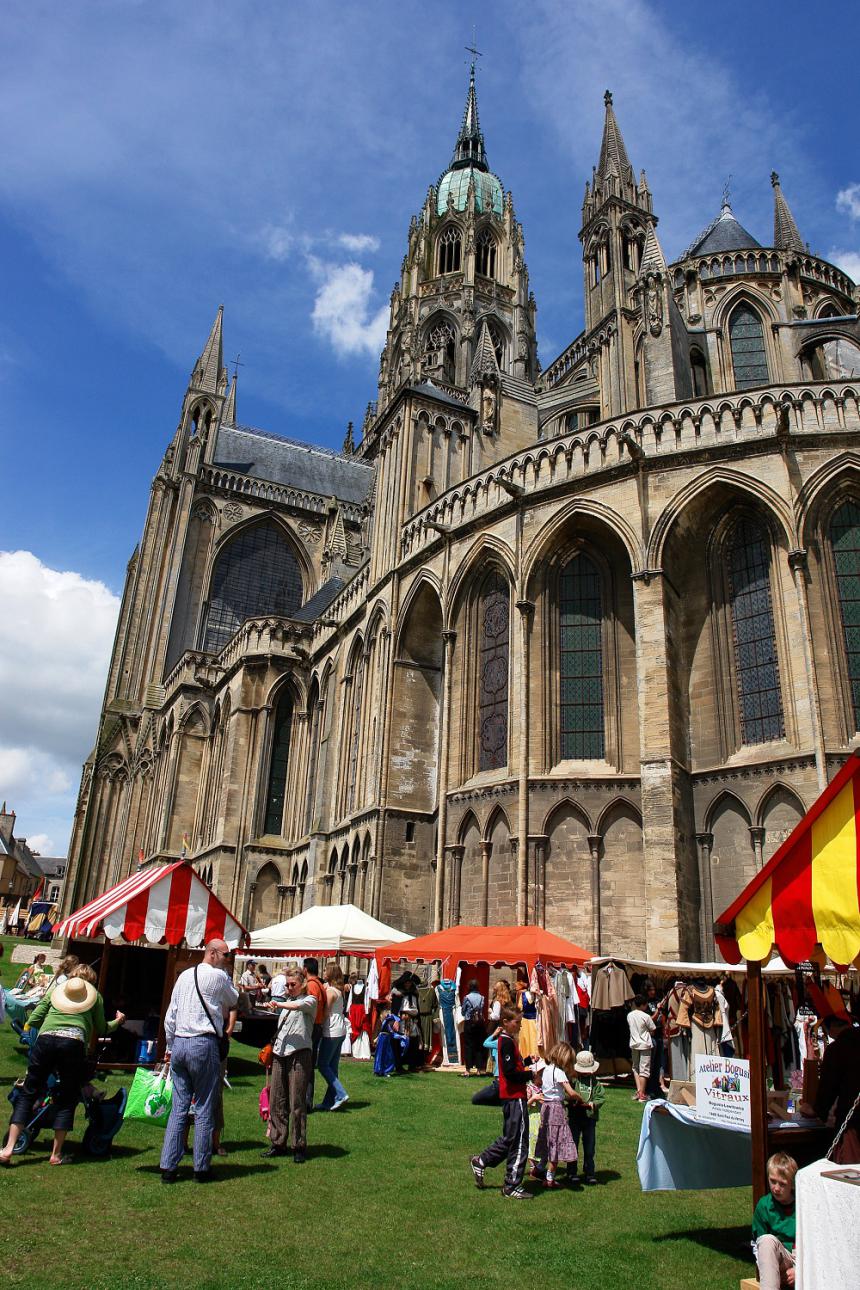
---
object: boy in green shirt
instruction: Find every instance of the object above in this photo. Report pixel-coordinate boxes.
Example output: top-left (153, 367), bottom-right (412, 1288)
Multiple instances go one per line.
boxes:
top-left (751, 1151), bottom-right (797, 1289)
top-left (567, 1050), bottom-right (606, 1185)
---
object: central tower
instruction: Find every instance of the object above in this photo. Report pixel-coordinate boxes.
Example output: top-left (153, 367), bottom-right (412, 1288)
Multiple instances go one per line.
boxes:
top-left (375, 63), bottom-right (538, 421)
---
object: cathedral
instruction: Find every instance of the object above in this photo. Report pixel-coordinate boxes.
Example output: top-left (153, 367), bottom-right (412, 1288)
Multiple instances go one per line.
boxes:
top-left (64, 70), bottom-right (860, 961)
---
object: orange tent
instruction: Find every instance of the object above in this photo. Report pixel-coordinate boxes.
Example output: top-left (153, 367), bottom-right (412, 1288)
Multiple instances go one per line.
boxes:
top-left (715, 750), bottom-right (860, 968)
top-left (375, 924), bottom-right (591, 972)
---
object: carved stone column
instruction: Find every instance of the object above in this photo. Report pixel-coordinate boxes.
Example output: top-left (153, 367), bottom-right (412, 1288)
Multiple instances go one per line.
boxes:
top-left (445, 844), bottom-right (464, 925)
top-left (531, 834), bottom-right (548, 926)
top-left (359, 860), bottom-right (369, 910)
top-left (587, 835), bottom-right (602, 954)
top-left (788, 549), bottom-right (827, 791)
top-left (481, 839), bottom-right (493, 926)
top-left (433, 629), bottom-right (457, 930)
top-left (243, 880), bottom-right (258, 931)
top-left (348, 863), bottom-right (358, 904)
top-left (516, 601), bottom-right (534, 924)
top-left (277, 883), bottom-right (289, 923)
top-left (695, 832), bottom-right (714, 959)
top-left (749, 825), bottom-right (766, 873)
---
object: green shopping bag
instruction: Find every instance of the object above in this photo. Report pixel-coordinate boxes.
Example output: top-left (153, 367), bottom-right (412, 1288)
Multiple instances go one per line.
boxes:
top-left (124, 1065), bottom-right (173, 1125)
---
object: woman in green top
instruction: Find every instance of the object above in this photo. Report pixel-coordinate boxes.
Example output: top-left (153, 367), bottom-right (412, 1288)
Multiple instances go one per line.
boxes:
top-left (0, 966), bottom-right (124, 1166)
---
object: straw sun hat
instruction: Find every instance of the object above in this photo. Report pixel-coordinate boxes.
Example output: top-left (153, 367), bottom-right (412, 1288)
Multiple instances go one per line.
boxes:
top-left (51, 977), bottom-right (97, 1015)
top-left (574, 1050), bottom-right (600, 1075)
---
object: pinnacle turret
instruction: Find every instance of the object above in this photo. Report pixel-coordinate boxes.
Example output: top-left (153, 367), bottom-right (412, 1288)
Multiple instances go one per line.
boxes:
top-left (191, 306), bottom-right (227, 395)
top-left (597, 90), bottom-right (633, 185)
top-left (470, 318), bottom-right (501, 383)
top-left (222, 374), bottom-right (237, 425)
top-left (639, 223), bottom-right (667, 276)
top-left (771, 172), bottom-right (805, 254)
top-left (450, 63), bottom-right (488, 172)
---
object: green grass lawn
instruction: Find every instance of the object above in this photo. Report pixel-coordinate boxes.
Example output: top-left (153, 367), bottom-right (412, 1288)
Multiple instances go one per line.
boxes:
top-left (0, 937), bottom-right (755, 1289)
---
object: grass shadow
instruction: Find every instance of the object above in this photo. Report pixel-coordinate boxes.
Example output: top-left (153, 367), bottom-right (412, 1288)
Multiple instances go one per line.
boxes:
top-left (305, 1143), bottom-right (349, 1159)
top-left (653, 1225), bottom-right (754, 1261)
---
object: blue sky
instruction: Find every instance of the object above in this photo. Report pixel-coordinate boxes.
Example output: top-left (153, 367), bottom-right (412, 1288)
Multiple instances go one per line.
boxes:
top-left (1, 0), bottom-right (859, 857)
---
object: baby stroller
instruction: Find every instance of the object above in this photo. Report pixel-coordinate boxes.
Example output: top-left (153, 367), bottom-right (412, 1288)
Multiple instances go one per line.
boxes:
top-left (4, 1070), bottom-right (128, 1158)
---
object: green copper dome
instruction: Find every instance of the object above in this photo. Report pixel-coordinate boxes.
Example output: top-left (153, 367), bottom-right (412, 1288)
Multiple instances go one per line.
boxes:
top-left (437, 166), bottom-right (503, 216)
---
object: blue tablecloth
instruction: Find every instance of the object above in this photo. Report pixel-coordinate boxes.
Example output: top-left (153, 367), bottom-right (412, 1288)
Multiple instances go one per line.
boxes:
top-left (2, 989), bottom-right (37, 1025)
top-left (636, 1098), bottom-right (751, 1191)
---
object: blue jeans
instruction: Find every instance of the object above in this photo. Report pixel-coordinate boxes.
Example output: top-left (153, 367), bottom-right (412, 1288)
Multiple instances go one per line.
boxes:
top-left (160, 1035), bottom-right (221, 1173)
top-left (317, 1035), bottom-right (347, 1108)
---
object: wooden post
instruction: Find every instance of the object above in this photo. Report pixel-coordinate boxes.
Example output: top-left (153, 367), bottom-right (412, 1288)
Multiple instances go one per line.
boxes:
top-left (748, 957), bottom-right (768, 1203)
top-left (156, 947), bottom-right (177, 1060)
top-left (96, 938), bottom-right (111, 996)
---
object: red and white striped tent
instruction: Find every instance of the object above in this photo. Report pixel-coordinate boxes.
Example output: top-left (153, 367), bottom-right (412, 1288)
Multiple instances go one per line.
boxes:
top-left (57, 862), bottom-right (247, 949)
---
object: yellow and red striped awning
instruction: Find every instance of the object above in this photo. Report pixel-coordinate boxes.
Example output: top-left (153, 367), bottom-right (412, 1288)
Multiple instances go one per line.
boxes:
top-left (716, 752), bottom-right (860, 968)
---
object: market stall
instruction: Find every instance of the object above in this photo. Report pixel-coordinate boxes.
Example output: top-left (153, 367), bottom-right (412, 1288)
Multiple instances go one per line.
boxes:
top-left (715, 749), bottom-right (860, 1201)
top-left (55, 861), bottom-right (248, 1064)
top-left (246, 903), bottom-right (410, 958)
top-left (376, 924), bottom-right (592, 1068)
top-left (375, 923), bottom-right (591, 973)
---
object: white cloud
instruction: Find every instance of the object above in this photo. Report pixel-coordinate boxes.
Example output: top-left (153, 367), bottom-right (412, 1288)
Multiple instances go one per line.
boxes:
top-left (337, 233), bottom-right (379, 255)
top-left (827, 248), bottom-right (860, 282)
top-left (25, 832), bottom-right (55, 856)
top-left (257, 222), bottom-right (295, 263)
top-left (836, 185), bottom-right (860, 221)
top-left (309, 258), bottom-right (388, 359)
top-left (0, 551), bottom-right (120, 851)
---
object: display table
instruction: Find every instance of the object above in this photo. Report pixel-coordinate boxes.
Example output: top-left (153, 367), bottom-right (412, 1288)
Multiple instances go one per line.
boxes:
top-left (795, 1156), bottom-right (860, 1289)
top-left (637, 1099), bottom-right (751, 1191)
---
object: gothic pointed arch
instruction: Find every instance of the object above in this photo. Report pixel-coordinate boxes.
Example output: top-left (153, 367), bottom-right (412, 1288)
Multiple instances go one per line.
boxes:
top-left (422, 310), bottom-right (459, 383)
top-left (250, 861), bottom-right (281, 929)
top-left (388, 579), bottom-right (442, 813)
top-left (649, 467), bottom-right (796, 569)
top-left (199, 516), bottom-right (307, 654)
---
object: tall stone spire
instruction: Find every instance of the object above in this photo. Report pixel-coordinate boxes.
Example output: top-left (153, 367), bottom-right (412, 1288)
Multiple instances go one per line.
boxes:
top-left (771, 172), bottom-right (805, 254)
top-left (597, 90), bottom-right (634, 184)
top-left (450, 62), bottom-right (488, 172)
top-left (191, 306), bottom-right (227, 395)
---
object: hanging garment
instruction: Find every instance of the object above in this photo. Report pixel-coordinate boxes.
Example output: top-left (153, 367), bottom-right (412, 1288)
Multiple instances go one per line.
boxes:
top-left (590, 963), bottom-right (634, 1011)
top-left (436, 980), bottom-right (459, 1064)
top-left (669, 1032), bottom-right (690, 1081)
top-left (517, 987), bottom-right (540, 1060)
top-left (416, 985), bottom-right (438, 1051)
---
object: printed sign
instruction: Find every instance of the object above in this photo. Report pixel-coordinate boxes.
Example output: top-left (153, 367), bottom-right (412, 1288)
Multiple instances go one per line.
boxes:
top-left (694, 1055), bottom-right (751, 1130)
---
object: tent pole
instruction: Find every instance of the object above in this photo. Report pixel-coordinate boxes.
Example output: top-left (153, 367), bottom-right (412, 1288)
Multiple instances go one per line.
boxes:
top-left (748, 957), bottom-right (768, 1203)
top-left (97, 938), bottom-right (111, 995)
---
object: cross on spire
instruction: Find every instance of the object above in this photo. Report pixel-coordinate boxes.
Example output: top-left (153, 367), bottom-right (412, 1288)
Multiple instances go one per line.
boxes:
top-left (231, 352), bottom-right (245, 382)
top-left (465, 26), bottom-right (482, 66)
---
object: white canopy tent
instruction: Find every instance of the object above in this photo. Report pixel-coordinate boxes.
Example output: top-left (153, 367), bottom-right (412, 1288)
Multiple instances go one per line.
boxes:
top-left (245, 903), bottom-right (411, 958)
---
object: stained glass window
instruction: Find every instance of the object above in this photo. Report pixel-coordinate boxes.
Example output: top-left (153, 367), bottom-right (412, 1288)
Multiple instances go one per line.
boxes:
top-left (830, 499), bottom-right (860, 730)
top-left (729, 304), bottom-right (769, 390)
top-left (264, 688), bottom-right (293, 835)
top-left (559, 553), bottom-right (605, 759)
top-left (202, 521), bottom-right (303, 654)
top-left (478, 572), bottom-right (509, 771)
top-left (727, 517), bottom-right (784, 744)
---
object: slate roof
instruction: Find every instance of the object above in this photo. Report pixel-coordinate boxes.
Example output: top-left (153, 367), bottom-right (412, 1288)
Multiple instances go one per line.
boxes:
top-left (213, 424), bottom-right (374, 505)
top-left (292, 577), bottom-right (347, 623)
top-left (684, 202), bottom-right (762, 259)
top-left (408, 381), bottom-right (472, 411)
